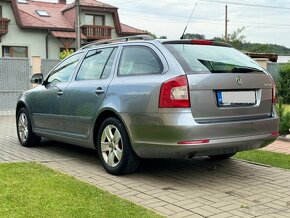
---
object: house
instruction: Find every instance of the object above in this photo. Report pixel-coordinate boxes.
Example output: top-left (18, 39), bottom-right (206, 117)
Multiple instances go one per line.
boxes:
top-left (0, 0), bottom-right (146, 59)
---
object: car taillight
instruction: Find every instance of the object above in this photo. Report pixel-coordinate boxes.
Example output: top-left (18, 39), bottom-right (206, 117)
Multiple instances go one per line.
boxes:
top-left (272, 82), bottom-right (277, 104)
top-left (159, 75), bottom-right (190, 108)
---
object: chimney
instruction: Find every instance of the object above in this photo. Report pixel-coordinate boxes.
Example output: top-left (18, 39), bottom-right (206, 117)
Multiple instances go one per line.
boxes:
top-left (59, 0), bottom-right (66, 4)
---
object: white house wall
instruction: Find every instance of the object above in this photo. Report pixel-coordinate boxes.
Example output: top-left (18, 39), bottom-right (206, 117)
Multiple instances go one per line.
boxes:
top-left (0, 1), bottom-right (64, 59)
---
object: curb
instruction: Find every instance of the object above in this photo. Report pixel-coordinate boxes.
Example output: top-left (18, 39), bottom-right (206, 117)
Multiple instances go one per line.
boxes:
top-left (278, 134), bottom-right (290, 142)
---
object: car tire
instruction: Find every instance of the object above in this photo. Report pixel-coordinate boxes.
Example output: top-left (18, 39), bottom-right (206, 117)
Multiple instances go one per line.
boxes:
top-left (16, 107), bottom-right (41, 147)
top-left (97, 117), bottom-right (140, 175)
top-left (208, 152), bottom-right (237, 160)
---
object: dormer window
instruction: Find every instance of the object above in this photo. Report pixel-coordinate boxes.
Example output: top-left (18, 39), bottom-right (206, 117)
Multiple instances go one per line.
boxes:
top-left (17, 0), bottom-right (28, 4)
top-left (36, 10), bottom-right (49, 17)
top-left (85, 14), bottom-right (105, 26)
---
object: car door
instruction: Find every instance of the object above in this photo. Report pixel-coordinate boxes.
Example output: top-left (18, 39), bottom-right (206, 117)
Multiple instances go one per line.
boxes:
top-left (60, 47), bottom-right (118, 138)
top-left (30, 52), bottom-right (84, 132)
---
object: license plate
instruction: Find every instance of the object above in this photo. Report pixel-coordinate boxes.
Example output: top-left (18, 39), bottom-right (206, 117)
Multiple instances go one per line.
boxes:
top-left (217, 91), bottom-right (256, 106)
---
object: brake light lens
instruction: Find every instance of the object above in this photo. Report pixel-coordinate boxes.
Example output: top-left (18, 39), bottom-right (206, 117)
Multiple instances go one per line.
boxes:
top-left (191, 40), bottom-right (213, 45)
top-left (159, 75), bottom-right (190, 108)
top-left (272, 82), bottom-right (277, 104)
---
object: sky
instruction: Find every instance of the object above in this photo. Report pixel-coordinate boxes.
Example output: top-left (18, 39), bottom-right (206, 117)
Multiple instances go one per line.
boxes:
top-left (50, 0), bottom-right (290, 48)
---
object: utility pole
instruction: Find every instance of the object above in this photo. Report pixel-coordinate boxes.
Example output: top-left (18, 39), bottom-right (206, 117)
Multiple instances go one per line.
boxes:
top-left (225, 5), bottom-right (228, 42)
top-left (75, 0), bottom-right (81, 50)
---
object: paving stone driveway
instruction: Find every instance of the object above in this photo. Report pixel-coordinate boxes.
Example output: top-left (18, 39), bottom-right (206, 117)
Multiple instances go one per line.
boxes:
top-left (1, 115), bottom-right (290, 218)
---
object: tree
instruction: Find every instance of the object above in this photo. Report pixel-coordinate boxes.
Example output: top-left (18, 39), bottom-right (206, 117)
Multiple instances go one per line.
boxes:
top-left (183, 33), bottom-right (205, 40)
top-left (277, 63), bottom-right (290, 104)
top-left (143, 30), bottom-right (157, 39)
top-left (225, 27), bottom-right (246, 50)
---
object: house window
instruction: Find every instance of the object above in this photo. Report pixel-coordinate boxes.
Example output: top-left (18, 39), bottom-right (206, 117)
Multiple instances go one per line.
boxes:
top-left (2, 46), bottom-right (28, 58)
top-left (0, 6), bottom-right (2, 18)
top-left (85, 14), bottom-right (105, 26)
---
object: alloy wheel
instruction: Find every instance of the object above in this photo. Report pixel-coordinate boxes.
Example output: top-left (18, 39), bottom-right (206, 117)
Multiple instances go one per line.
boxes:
top-left (101, 124), bottom-right (123, 167)
top-left (18, 113), bottom-right (29, 143)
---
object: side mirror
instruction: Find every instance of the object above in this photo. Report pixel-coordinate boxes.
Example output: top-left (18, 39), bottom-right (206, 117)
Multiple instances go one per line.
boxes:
top-left (30, 73), bottom-right (43, 84)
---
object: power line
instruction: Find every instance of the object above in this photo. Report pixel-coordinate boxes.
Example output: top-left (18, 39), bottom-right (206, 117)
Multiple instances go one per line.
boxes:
top-left (120, 13), bottom-right (290, 30)
top-left (120, 12), bottom-right (290, 28)
top-left (198, 0), bottom-right (290, 10)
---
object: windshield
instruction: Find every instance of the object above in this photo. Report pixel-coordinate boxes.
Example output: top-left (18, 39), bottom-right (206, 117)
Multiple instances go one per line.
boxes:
top-left (164, 44), bottom-right (266, 74)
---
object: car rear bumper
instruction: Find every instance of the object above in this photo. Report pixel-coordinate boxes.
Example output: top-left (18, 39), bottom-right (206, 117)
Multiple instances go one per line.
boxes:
top-left (121, 110), bottom-right (279, 158)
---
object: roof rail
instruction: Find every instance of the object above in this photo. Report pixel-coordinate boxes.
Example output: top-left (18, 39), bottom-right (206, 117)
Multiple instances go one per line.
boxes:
top-left (80, 34), bottom-right (154, 50)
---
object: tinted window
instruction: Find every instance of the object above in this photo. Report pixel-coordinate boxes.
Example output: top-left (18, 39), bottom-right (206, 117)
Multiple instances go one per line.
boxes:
top-left (102, 48), bottom-right (117, 79)
top-left (47, 52), bottom-right (83, 84)
top-left (118, 46), bottom-right (163, 76)
top-left (165, 44), bottom-right (265, 74)
top-left (76, 48), bottom-right (115, 80)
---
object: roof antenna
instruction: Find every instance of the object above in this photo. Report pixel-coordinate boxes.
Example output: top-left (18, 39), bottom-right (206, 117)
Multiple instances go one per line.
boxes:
top-left (180, 2), bottom-right (198, 39)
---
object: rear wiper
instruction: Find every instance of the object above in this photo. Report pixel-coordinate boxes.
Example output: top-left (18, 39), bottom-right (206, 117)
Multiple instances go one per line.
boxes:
top-left (231, 66), bottom-right (264, 73)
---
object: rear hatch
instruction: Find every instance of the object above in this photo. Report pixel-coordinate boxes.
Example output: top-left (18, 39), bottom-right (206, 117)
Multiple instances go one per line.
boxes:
top-left (163, 40), bottom-right (274, 123)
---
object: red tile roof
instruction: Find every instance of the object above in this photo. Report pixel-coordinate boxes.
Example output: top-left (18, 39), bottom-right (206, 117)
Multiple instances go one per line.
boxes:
top-left (61, 0), bottom-right (117, 13)
top-left (120, 23), bottom-right (145, 34)
top-left (17, 1), bottom-right (73, 30)
top-left (12, 0), bottom-right (146, 36)
top-left (79, 0), bottom-right (117, 9)
top-left (51, 31), bottom-right (87, 39)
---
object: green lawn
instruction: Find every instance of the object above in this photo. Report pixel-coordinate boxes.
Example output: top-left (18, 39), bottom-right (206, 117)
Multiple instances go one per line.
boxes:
top-left (0, 163), bottom-right (161, 218)
top-left (235, 150), bottom-right (290, 170)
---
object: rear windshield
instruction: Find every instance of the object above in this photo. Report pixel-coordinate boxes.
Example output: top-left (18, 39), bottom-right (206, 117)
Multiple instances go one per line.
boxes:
top-left (164, 44), bottom-right (265, 74)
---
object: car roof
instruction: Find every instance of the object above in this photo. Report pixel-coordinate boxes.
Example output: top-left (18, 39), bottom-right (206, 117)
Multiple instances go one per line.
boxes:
top-left (80, 35), bottom-right (232, 51)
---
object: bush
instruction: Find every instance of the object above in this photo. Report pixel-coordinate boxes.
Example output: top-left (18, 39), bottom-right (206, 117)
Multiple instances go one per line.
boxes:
top-left (59, 49), bottom-right (74, 60)
top-left (277, 63), bottom-right (290, 104)
top-left (275, 99), bottom-right (290, 134)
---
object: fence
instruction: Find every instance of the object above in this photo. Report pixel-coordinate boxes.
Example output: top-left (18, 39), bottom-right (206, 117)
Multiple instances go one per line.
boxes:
top-left (0, 58), bottom-right (30, 111)
top-left (41, 59), bottom-right (60, 78)
top-left (0, 58), bottom-right (59, 111)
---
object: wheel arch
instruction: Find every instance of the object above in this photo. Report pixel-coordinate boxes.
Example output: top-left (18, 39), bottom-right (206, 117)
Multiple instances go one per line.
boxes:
top-left (16, 101), bottom-right (29, 116)
top-left (93, 109), bottom-right (134, 150)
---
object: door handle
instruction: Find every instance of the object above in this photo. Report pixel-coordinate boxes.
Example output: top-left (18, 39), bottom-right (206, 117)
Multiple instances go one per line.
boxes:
top-left (57, 89), bottom-right (63, 96)
top-left (95, 87), bottom-right (105, 95)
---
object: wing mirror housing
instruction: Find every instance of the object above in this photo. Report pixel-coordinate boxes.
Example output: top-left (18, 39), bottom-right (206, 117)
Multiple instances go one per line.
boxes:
top-left (30, 73), bottom-right (43, 84)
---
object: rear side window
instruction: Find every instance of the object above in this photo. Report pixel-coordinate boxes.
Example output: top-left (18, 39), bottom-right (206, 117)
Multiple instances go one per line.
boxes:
top-left (164, 44), bottom-right (265, 74)
top-left (76, 47), bottom-right (115, 80)
top-left (118, 46), bottom-right (163, 76)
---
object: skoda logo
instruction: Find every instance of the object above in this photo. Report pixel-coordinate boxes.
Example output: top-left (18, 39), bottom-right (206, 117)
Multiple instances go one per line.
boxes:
top-left (236, 76), bottom-right (243, 85)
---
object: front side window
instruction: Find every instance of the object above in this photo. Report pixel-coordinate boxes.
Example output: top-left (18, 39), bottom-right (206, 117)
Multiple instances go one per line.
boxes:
top-left (2, 46), bottom-right (28, 58)
top-left (47, 52), bottom-right (83, 85)
top-left (118, 46), bottom-right (163, 76)
top-left (76, 47), bottom-right (116, 80)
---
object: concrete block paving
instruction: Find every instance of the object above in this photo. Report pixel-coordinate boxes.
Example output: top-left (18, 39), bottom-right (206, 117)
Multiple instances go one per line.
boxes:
top-left (1, 115), bottom-right (290, 217)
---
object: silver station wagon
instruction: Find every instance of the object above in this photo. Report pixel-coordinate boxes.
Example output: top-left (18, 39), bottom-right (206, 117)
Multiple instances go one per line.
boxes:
top-left (16, 35), bottom-right (279, 175)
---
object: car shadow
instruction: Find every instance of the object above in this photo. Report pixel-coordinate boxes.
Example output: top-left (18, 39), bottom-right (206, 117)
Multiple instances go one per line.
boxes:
top-left (37, 139), bottom-right (238, 177)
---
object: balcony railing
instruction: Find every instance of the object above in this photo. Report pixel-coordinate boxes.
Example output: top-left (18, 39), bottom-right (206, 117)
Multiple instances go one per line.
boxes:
top-left (0, 18), bottom-right (10, 36)
top-left (81, 25), bottom-right (113, 40)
